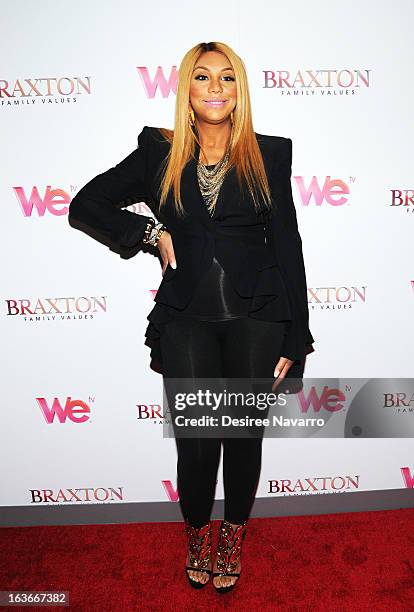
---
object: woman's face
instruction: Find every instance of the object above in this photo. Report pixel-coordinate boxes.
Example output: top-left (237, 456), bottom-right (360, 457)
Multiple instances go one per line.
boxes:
top-left (189, 51), bottom-right (237, 126)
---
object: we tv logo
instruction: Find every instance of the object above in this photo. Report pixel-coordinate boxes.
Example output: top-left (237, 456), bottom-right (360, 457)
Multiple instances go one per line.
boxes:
top-left (14, 186), bottom-right (70, 217)
top-left (162, 480), bottom-right (179, 502)
top-left (294, 176), bottom-right (352, 207)
top-left (401, 467), bottom-right (414, 488)
top-left (295, 385), bottom-right (347, 414)
top-left (137, 66), bottom-right (178, 98)
top-left (36, 396), bottom-right (93, 424)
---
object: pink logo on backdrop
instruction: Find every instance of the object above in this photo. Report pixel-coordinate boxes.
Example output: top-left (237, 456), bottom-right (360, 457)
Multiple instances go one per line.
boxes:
top-left (401, 467), bottom-right (414, 488)
top-left (162, 480), bottom-right (179, 502)
top-left (36, 397), bottom-right (92, 424)
top-left (294, 386), bottom-right (346, 414)
top-left (293, 176), bottom-right (350, 206)
top-left (137, 66), bottom-right (178, 98)
top-left (14, 186), bottom-right (70, 216)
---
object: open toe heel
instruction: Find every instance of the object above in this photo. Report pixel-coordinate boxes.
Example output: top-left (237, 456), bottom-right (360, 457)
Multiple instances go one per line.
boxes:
top-left (185, 519), bottom-right (212, 589)
top-left (213, 519), bottom-right (247, 594)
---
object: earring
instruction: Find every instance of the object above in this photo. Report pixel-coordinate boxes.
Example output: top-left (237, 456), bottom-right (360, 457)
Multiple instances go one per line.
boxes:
top-left (230, 110), bottom-right (234, 125)
top-left (189, 108), bottom-right (195, 125)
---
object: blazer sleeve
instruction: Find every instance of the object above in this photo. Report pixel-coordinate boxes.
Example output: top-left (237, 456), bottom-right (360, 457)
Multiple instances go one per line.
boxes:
top-left (267, 137), bottom-right (315, 362)
top-left (68, 125), bottom-right (156, 250)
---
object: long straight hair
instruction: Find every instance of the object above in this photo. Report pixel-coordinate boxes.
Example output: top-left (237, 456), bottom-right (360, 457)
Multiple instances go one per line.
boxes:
top-left (157, 41), bottom-right (273, 217)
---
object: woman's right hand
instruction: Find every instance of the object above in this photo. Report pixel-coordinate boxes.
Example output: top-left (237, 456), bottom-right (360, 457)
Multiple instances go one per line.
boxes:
top-left (157, 230), bottom-right (177, 276)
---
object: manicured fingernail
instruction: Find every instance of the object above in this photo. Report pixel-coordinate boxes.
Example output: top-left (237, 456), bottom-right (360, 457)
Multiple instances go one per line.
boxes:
top-left (274, 369), bottom-right (280, 378)
top-left (171, 261), bottom-right (177, 269)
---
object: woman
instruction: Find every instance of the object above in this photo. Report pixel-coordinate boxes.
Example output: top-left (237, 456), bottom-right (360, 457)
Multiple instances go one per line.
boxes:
top-left (68, 41), bottom-right (314, 593)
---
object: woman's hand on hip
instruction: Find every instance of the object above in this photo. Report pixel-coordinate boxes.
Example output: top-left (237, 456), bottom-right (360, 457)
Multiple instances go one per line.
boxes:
top-left (157, 230), bottom-right (177, 275)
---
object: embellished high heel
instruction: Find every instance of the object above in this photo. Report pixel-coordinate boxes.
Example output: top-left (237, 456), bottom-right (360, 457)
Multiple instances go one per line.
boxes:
top-left (184, 519), bottom-right (212, 589)
top-left (213, 519), bottom-right (248, 593)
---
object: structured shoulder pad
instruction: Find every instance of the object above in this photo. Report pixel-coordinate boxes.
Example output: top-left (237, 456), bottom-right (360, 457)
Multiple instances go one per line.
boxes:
top-left (143, 125), bottom-right (172, 144)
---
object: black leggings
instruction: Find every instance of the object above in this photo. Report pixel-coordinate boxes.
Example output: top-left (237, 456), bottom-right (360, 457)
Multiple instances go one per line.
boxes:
top-left (160, 316), bottom-right (286, 528)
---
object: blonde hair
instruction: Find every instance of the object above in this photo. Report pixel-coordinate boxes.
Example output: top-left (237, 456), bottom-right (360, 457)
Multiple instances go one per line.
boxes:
top-left (157, 41), bottom-right (273, 217)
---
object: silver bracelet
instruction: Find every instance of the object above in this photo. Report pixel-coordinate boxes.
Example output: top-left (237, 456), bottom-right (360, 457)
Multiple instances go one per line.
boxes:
top-left (143, 220), bottom-right (166, 247)
top-left (142, 218), bottom-right (156, 244)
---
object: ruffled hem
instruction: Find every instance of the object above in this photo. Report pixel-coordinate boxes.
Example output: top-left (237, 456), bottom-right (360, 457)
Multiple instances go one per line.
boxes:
top-left (144, 262), bottom-right (308, 376)
top-left (144, 305), bottom-right (310, 395)
top-left (144, 302), bottom-right (176, 375)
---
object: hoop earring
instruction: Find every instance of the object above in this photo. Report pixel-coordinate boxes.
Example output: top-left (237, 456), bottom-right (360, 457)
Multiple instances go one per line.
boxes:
top-left (230, 110), bottom-right (234, 126)
top-left (189, 108), bottom-right (195, 126)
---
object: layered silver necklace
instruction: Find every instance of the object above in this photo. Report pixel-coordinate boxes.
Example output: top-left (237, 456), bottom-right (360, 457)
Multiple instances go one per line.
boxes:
top-left (197, 146), bottom-right (230, 216)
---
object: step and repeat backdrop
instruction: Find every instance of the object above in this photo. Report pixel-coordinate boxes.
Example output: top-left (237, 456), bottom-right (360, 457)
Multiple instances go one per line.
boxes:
top-left (1, 0), bottom-right (413, 519)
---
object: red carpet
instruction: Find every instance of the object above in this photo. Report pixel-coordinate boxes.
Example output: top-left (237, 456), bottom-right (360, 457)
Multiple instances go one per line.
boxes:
top-left (1, 508), bottom-right (413, 611)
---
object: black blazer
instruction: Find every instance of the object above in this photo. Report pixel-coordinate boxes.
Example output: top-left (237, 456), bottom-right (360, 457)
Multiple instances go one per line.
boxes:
top-left (68, 126), bottom-right (315, 371)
